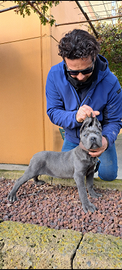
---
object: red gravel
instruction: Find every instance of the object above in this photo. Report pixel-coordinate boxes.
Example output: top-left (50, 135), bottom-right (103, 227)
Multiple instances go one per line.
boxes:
top-left (0, 178), bottom-right (122, 238)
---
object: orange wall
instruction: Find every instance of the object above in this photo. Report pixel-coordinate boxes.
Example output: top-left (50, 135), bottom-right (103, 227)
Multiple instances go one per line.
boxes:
top-left (0, 1), bottom-right (88, 164)
top-left (0, 2), bottom-right (45, 164)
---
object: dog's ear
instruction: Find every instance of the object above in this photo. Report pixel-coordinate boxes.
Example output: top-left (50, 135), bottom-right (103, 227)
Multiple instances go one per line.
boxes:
top-left (93, 117), bottom-right (102, 131)
top-left (97, 120), bottom-right (102, 131)
top-left (90, 113), bottom-right (102, 132)
top-left (80, 116), bottom-right (93, 132)
top-left (80, 115), bottom-right (102, 132)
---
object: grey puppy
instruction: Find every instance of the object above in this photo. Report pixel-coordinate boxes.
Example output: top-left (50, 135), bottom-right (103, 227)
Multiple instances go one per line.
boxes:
top-left (8, 115), bottom-right (102, 213)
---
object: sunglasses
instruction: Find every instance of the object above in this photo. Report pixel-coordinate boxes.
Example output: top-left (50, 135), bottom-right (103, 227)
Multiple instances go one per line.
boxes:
top-left (65, 61), bottom-right (94, 76)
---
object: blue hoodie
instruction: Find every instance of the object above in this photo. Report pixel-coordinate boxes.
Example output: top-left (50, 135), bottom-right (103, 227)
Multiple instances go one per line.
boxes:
top-left (46, 55), bottom-right (122, 148)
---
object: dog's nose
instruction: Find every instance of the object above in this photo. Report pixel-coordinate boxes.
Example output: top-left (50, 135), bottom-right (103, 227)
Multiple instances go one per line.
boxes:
top-left (90, 137), bottom-right (96, 142)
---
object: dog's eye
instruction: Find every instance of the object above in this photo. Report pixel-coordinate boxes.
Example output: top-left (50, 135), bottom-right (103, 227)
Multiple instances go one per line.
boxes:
top-left (84, 134), bottom-right (88, 137)
top-left (96, 132), bottom-right (100, 135)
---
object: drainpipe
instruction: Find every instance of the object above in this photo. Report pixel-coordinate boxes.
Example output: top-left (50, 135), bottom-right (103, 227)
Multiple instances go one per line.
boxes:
top-left (75, 1), bottom-right (99, 38)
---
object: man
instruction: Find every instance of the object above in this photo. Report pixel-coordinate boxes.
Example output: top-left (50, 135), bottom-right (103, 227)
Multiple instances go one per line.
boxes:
top-left (46, 29), bottom-right (122, 181)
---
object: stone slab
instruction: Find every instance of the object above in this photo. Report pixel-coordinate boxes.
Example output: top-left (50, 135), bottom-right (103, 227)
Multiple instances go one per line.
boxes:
top-left (0, 221), bottom-right (82, 269)
top-left (73, 232), bottom-right (122, 269)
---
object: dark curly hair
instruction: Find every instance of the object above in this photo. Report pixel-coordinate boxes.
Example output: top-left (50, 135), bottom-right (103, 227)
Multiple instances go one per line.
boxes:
top-left (58, 29), bottom-right (100, 60)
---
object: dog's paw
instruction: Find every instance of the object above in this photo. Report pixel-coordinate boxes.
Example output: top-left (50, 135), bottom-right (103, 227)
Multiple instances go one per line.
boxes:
top-left (88, 189), bottom-right (102, 198)
top-left (8, 193), bottom-right (17, 203)
top-left (34, 179), bottom-right (45, 186)
top-left (82, 201), bottom-right (97, 213)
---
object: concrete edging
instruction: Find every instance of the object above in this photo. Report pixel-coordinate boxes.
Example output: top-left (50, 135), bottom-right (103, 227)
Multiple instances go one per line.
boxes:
top-left (0, 170), bottom-right (122, 191)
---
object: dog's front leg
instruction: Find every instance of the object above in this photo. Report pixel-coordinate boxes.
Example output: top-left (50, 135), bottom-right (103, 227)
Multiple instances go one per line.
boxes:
top-left (86, 171), bottom-right (102, 198)
top-left (74, 171), bottom-right (97, 213)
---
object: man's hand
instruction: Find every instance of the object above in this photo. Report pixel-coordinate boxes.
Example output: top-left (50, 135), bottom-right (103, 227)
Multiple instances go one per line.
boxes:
top-left (76, 105), bottom-right (100, 122)
top-left (89, 136), bottom-right (108, 157)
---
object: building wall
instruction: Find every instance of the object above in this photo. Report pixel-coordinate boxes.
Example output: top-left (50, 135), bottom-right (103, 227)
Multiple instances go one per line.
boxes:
top-left (0, 1), bottom-right (87, 164)
top-left (0, 2), bottom-right (45, 164)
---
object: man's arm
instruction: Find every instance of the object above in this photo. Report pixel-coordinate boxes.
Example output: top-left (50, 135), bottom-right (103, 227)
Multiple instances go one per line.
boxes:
top-left (90, 80), bottom-right (122, 156)
top-left (46, 70), bottom-right (81, 129)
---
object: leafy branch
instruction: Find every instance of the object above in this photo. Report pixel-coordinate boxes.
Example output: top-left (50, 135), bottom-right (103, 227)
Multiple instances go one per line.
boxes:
top-left (2, 1), bottom-right (59, 26)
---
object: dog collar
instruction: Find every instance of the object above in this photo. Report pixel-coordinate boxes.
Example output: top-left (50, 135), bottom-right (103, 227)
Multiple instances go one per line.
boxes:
top-left (79, 141), bottom-right (88, 152)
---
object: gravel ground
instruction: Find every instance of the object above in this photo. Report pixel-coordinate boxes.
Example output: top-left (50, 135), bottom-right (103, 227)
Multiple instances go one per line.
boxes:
top-left (0, 178), bottom-right (122, 238)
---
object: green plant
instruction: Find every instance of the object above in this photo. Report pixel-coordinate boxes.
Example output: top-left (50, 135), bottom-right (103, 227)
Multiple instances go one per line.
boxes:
top-left (99, 22), bottom-right (121, 85)
top-left (89, 13), bottom-right (122, 86)
top-left (96, 21), bottom-right (122, 63)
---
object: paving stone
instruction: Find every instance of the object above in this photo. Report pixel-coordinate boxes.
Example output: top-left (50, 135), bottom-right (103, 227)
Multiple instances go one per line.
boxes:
top-left (0, 221), bottom-right (82, 269)
top-left (73, 232), bottom-right (122, 269)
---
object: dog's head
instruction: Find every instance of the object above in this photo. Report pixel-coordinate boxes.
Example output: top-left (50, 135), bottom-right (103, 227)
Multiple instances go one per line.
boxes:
top-left (80, 114), bottom-right (102, 150)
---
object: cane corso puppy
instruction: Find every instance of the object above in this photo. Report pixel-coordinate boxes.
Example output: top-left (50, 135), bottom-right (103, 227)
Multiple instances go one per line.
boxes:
top-left (8, 115), bottom-right (102, 213)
